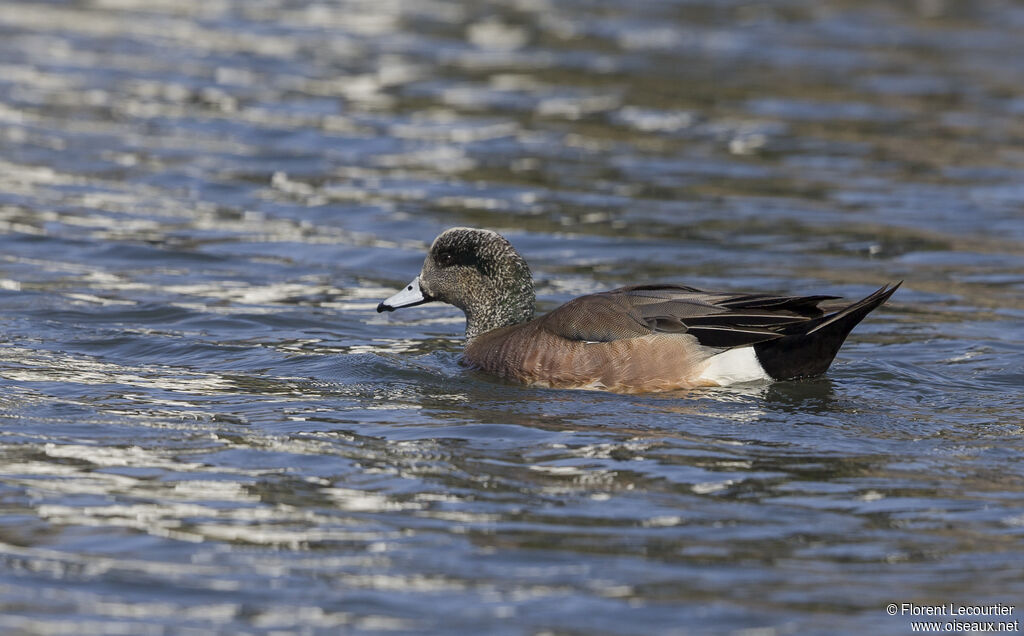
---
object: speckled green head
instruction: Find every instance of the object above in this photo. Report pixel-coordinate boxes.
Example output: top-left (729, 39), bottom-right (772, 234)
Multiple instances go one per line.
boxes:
top-left (377, 227), bottom-right (535, 339)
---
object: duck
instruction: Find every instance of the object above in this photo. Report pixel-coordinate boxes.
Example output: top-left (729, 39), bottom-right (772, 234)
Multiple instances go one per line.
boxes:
top-left (377, 227), bottom-right (899, 393)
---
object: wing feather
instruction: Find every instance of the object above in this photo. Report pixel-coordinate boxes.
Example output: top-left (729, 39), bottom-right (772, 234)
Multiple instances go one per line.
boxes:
top-left (535, 284), bottom-right (840, 349)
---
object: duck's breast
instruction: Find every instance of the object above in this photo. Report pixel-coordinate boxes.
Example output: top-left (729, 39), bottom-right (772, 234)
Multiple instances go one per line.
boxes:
top-left (463, 325), bottom-right (717, 392)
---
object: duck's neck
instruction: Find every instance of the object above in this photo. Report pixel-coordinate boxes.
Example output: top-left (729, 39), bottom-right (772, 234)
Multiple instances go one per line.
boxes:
top-left (464, 282), bottom-right (535, 340)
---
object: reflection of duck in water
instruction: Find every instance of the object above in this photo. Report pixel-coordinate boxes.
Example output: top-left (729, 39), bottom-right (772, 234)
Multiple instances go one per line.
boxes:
top-left (379, 227), bottom-right (900, 394)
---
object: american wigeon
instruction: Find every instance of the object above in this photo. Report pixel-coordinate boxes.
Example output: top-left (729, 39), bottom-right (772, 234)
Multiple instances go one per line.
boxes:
top-left (378, 227), bottom-right (899, 393)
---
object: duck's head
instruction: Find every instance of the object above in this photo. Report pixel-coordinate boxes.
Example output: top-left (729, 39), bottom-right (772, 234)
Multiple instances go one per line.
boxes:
top-left (377, 227), bottom-right (535, 339)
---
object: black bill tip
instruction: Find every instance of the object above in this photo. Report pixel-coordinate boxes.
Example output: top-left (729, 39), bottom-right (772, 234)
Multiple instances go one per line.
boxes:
top-left (377, 302), bottom-right (393, 313)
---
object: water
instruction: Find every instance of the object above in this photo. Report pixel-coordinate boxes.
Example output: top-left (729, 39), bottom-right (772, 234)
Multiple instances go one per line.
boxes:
top-left (0, 0), bottom-right (1023, 634)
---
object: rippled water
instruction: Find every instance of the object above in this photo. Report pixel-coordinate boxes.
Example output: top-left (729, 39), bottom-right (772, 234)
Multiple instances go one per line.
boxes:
top-left (1, 0), bottom-right (1023, 634)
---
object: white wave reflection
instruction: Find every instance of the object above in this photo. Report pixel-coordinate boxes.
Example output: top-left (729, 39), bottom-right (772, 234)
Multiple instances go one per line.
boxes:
top-left (0, 346), bottom-right (234, 393)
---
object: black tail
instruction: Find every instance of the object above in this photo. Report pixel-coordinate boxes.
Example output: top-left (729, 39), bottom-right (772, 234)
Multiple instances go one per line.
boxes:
top-left (753, 282), bottom-right (901, 380)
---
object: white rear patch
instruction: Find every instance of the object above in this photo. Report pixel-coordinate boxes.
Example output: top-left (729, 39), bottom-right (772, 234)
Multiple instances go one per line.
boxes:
top-left (698, 347), bottom-right (770, 386)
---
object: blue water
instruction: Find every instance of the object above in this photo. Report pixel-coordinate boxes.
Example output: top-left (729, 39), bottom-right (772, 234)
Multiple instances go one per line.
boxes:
top-left (0, 1), bottom-right (1023, 634)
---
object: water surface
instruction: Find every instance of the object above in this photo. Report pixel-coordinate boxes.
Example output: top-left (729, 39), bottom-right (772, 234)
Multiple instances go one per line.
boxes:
top-left (0, 1), bottom-right (1023, 634)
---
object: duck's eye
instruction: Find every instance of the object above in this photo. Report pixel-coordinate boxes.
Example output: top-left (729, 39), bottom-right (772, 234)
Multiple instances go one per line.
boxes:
top-left (437, 251), bottom-right (456, 267)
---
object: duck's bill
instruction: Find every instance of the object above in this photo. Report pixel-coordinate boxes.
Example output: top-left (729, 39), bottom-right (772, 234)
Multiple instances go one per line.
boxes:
top-left (377, 276), bottom-right (432, 313)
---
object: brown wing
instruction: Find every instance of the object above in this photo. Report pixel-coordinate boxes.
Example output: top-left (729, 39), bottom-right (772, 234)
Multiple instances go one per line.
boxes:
top-left (535, 284), bottom-right (842, 349)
